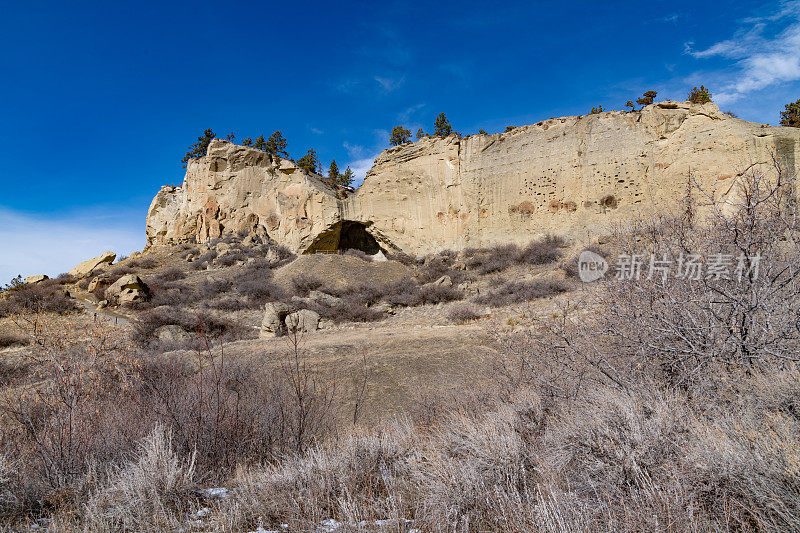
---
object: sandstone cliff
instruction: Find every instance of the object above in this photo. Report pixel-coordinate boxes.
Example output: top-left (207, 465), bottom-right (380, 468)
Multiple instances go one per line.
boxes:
top-left (146, 101), bottom-right (800, 255)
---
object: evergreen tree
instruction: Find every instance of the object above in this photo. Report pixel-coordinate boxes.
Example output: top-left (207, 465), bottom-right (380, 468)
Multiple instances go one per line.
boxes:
top-left (433, 113), bottom-right (453, 137)
top-left (297, 149), bottom-right (320, 174)
top-left (253, 135), bottom-right (268, 151)
top-left (242, 137), bottom-right (253, 146)
top-left (181, 129), bottom-right (216, 167)
top-left (266, 130), bottom-right (288, 157)
top-left (780, 99), bottom-right (800, 127)
top-left (636, 90), bottom-right (658, 107)
top-left (328, 159), bottom-right (340, 182)
top-left (340, 166), bottom-right (355, 187)
top-left (389, 125), bottom-right (412, 145)
top-left (415, 128), bottom-right (425, 139)
top-left (226, 132), bottom-right (236, 141)
top-left (624, 100), bottom-right (635, 111)
top-left (589, 105), bottom-right (605, 114)
top-left (478, 129), bottom-right (488, 135)
top-left (688, 85), bottom-right (712, 104)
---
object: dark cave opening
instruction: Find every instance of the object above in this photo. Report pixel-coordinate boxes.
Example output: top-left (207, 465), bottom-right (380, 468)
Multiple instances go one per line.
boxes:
top-left (304, 220), bottom-right (383, 255)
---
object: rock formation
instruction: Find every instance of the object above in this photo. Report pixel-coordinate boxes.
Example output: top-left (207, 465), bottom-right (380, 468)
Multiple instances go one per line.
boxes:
top-left (146, 102), bottom-right (800, 255)
top-left (68, 251), bottom-right (116, 277)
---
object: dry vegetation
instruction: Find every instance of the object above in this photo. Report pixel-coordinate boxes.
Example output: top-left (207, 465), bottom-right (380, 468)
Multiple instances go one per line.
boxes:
top-left (1, 162), bottom-right (798, 531)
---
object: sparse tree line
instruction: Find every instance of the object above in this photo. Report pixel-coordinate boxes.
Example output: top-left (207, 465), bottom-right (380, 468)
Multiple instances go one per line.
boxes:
top-left (181, 130), bottom-right (354, 188)
top-left (184, 91), bottom-right (800, 184)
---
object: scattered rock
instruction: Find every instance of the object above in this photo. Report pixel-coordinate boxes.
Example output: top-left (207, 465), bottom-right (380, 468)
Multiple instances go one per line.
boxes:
top-left (24, 274), bottom-right (48, 284)
top-left (371, 302), bottom-right (394, 315)
top-left (154, 325), bottom-right (190, 343)
top-left (432, 275), bottom-right (453, 287)
top-left (285, 309), bottom-right (320, 333)
top-left (68, 251), bottom-right (116, 277)
top-left (215, 242), bottom-right (232, 253)
top-left (261, 302), bottom-right (291, 337)
top-left (97, 299), bottom-right (109, 309)
top-left (105, 274), bottom-right (150, 304)
top-left (452, 261), bottom-right (467, 271)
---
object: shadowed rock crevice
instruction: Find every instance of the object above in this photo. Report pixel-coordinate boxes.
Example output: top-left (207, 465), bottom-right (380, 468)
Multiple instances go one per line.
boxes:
top-left (304, 221), bottom-right (383, 255)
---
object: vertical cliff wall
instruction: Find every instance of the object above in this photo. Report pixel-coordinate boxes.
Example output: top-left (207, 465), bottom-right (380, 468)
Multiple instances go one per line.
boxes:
top-left (146, 101), bottom-right (800, 255)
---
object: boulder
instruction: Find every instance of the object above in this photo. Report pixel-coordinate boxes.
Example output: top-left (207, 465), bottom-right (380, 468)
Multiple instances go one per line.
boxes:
top-left (154, 325), bottom-right (191, 343)
top-left (24, 275), bottom-right (48, 284)
top-left (285, 309), bottom-right (320, 334)
top-left (68, 251), bottom-right (116, 277)
top-left (260, 301), bottom-right (291, 337)
top-left (97, 299), bottom-right (109, 309)
top-left (433, 275), bottom-right (453, 287)
top-left (105, 274), bottom-right (150, 304)
top-left (308, 290), bottom-right (343, 306)
top-left (87, 276), bottom-right (106, 293)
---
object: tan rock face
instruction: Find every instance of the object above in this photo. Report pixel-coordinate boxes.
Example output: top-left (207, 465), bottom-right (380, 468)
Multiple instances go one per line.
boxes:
top-left (68, 251), bottom-right (116, 277)
top-left (146, 102), bottom-right (800, 255)
top-left (146, 140), bottom-right (342, 250)
top-left (24, 275), bottom-right (48, 284)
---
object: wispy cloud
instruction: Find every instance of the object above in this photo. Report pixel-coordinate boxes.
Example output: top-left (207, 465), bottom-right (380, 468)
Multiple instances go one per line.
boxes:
top-left (0, 208), bottom-right (143, 283)
top-left (374, 75), bottom-right (405, 92)
top-left (685, 3), bottom-right (800, 105)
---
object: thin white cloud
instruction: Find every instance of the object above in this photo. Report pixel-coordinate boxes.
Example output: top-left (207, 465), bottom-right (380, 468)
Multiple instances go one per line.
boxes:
top-left (374, 75), bottom-right (405, 92)
top-left (686, 4), bottom-right (800, 105)
top-left (0, 208), bottom-right (144, 283)
top-left (346, 156), bottom-right (379, 187)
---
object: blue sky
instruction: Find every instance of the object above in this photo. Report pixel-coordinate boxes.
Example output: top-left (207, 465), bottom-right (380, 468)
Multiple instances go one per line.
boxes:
top-left (2, 0), bottom-right (799, 281)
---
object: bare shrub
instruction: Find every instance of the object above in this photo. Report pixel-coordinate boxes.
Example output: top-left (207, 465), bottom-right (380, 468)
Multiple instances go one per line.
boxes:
top-left (292, 274), bottom-right (324, 296)
top-left (416, 251), bottom-right (464, 284)
top-left (152, 267), bottom-right (186, 283)
top-left (198, 278), bottom-right (233, 299)
top-left (128, 257), bottom-right (158, 269)
top-left (132, 306), bottom-right (247, 344)
top-left (447, 304), bottom-right (481, 323)
top-left (463, 243), bottom-right (520, 274)
top-left (0, 332), bottom-right (27, 349)
top-left (0, 284), bottom-right (80, 318)
top-left (84, 426), bottom-right (195, 532)
top-left (517, 234), bottom-right (567, 265)
top-left (473, 279), bottom-right (570, 306)
top-left (215, 251), bottom-right (247, 267)
top-left (312, 297), bottom-right (384, 323)
top-left (418, 283), bottom-right (464, 304)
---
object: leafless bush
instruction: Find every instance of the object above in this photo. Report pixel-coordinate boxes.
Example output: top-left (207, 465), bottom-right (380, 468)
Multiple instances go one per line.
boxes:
top-left (0, 332), bottom-right (28, 349)
top-left (198, 277), bottom-right (233, 299)
top-left (463, 243), bottom-right (520, 274)
top-left (152, 267), bottom-right (186, 283)
top-left (132, 306), bottom-right (247, 344)
top-left (517, 234), bottom-right (567, 265)
top-left (0, 284), bottom-right (80, 318)
top-left (215, 251), bottom-right (247, 267)
top-left (128, 257), bottom-right (159, 269)
top-left (311, 297), bottom-right (384, 323)
top-left (417, 251), bottom-right (465, 284)
top-left (292, 274), bottom-right (324, 296)
top-left (473, 279), bottom-right (570, 306)
top-left (84, 426), bottom-right (195, 531)
top-left (447, 304), bottom-right (481, 323)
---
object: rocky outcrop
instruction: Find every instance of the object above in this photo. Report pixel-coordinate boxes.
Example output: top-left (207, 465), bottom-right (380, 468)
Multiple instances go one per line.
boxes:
top-left (24, 275), bottom-right (48, 284)
top-left (105, 274), bottom-right (150, 304)
top-left (146, 140), bottom-right (341, 251)
top-left (69, 252), bottom-right (116, 277)
top-left (146, 102), bottom-right (800, 255)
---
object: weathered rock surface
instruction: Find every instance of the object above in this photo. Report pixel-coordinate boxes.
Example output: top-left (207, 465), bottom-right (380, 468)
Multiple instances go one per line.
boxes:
top-left (105, 274), bottom-right (150, 304)
top-left (24, 275), bottom-right (48, 284)
top-left (260, 301), bottom-right (291, 337)
top-left (146, 140), bottom-right (341, 251)
top-left (155, 325), bottom-right (191, 343)
top-left (285, 309), bottom-right (320, 334)
top-left (68, 251), bottom-right (116, 277)
top-left (146, 102), bottom-right (800, 255)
